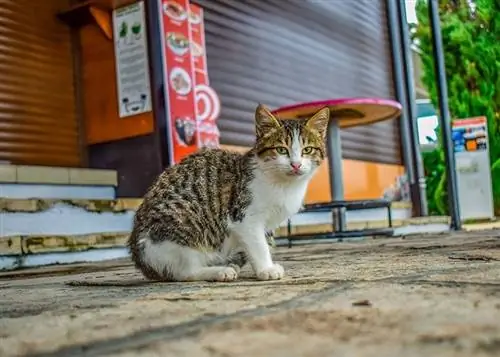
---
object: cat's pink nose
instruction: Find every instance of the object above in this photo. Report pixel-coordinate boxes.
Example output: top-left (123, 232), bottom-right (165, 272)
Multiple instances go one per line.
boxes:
top-left (290, 162), bottom-right (302, 171)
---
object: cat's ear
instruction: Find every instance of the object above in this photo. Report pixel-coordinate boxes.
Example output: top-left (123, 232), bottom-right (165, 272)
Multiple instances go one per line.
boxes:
top-left (255, 104), bottom-right (281, 138)
top-left (305, 107), bottom-right (330, 138)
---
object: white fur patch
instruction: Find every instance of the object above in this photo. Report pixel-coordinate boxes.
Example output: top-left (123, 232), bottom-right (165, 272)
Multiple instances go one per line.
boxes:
top-left (227, 153), bottom-right (318, 276)
top-left (140, 237), bottom-right (238, 281)
top-left (290, 129), bottom-right (302, 165)
top-left (141, 238), bottom-right (208, 277)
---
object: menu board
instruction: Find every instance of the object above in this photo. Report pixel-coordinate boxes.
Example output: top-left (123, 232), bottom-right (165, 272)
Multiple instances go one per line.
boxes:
top-left (159, 0), bottom-right (221, 164)
top-left (452, 116), bottom-right (494, 220)
top-left (113, 1), bottom-right (152, 118)
top-left (160, 0), bottom-right (199, 164)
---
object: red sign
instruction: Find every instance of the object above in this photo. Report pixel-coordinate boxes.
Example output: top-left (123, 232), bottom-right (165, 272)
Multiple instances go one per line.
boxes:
top-left (159, 0), bottom-right (221, 164)
top-left (189, 3), bottom-right (220, 150)
top-left (160, 0), bottom-right (199, 164)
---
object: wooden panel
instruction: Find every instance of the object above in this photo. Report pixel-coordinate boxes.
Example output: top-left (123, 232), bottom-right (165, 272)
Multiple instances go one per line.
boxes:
top-left (0, 0), bottom-right (82, 166)
top-left (80, 23), bottom-right (154, 145)
top-left (88, 133), bottom-right (162, 197)
top-left (193, 0), bottom-right (401, 165)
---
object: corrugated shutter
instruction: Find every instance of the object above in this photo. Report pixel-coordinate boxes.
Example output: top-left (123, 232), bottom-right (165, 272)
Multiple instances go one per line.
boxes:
top-left (0, 0), bottom-right (81, 166)
top-left (192, 0), bottom-right (401, 164)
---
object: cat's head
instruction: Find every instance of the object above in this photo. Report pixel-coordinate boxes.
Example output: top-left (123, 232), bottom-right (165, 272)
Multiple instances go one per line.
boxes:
top-left (253, 104), bottom-right (330, 180)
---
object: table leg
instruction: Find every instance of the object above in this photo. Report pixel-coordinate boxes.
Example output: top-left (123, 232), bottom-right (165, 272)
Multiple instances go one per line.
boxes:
top-left (327, 119), bottom-right (346, 231)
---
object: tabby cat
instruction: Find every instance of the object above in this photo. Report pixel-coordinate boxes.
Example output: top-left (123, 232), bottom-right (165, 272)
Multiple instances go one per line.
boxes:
top-left (128, 104), bottom-right (330, 282)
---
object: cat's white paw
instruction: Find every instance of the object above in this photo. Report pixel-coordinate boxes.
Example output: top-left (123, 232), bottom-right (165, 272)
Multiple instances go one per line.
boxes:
top-left (256, 263), bottom-right (284, 281)
top-left (228, 263), bottom-right (241, 274)
top-left (215, 267), bottom-right (238, 282)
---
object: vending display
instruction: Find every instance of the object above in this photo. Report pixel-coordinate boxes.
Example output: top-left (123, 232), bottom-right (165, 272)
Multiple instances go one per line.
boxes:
top-left (452, 117), bottom-right (494, 220)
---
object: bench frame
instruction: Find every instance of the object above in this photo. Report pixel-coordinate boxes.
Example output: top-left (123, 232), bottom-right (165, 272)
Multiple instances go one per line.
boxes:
top-left (276, 199), bottom-right (394, 248)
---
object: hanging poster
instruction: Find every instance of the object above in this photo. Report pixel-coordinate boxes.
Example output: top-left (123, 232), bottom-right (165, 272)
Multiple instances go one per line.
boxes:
top-left (113, 1), bottom-right (152, 118)
top-left (189, 4), bottom-right (221, 149)
top-left (452, 116), bottom-right (494, 220)
top-left (159, 0), bottom-right (199, 164)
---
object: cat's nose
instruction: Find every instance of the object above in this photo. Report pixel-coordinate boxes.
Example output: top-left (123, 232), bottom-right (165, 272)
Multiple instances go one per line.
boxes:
top-left (290, 162), bottom-right (302, 171)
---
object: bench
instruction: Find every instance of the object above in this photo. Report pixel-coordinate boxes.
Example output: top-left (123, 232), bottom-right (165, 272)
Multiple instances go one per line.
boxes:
top-left (276, 199), bottom-right (394, 247)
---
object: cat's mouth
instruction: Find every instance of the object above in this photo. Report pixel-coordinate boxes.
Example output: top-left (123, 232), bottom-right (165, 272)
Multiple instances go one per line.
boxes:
top-left (287, 170), bottom-right (305, 177)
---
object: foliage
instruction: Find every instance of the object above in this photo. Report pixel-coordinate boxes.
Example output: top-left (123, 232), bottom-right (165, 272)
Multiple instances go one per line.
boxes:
top-left (412, 0), bottom-right (500, 215)
top-left (422, 147), bottom-right (446, 215)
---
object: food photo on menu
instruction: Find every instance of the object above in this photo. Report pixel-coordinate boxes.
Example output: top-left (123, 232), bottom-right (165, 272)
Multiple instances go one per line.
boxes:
top-left (188, 8), bottom-right (201, 24)
top-left (163, 1), bottom-right (187, 21)
top-left (169, 67), bottom-right (192, 96)
top-left (175, 117), bottom-right (197, 146)
top-left (166, 32), bottom-right (190, 56)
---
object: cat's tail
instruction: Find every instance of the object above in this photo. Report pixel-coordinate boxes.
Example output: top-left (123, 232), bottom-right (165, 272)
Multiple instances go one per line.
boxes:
top-left (127, 228), bottom-right (165, 281)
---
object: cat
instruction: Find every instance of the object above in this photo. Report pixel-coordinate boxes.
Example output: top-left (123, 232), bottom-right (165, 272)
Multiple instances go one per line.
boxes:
top-left (128, 104), bottom-right (330, 282)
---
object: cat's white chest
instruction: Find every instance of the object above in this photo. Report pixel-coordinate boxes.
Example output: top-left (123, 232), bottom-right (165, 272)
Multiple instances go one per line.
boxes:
top-left (248, 174), bottom-right (308, 230)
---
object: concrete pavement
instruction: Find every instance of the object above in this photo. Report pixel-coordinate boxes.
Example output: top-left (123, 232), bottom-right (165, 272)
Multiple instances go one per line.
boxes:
top-left (1, 230), bottom-right (499, 357)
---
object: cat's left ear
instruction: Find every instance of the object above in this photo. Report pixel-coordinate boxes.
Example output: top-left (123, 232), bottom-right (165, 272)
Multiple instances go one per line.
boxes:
top-left (305, 107), bottom-right (330, 138)
top-left (255, 104), bottom-right (281, 138)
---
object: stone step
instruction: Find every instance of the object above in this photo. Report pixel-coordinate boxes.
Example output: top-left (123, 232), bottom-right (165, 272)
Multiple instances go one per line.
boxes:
top-left (0, 215), bottom-right (465, 271)
top-left (0, 165), bottom-right (117, 199)
top-left (0, 198), bottom-right (141, 237)
top-left (0, 198), bottom-right (417, 270)
top-left (0, 198), bottom-right (411, 238)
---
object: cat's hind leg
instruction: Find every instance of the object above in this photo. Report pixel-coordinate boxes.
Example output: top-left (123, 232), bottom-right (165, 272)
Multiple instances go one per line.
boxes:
top-left (139, 237), bottom-right (238, 282)
top-left (219, 234), bottom-right (248, 273)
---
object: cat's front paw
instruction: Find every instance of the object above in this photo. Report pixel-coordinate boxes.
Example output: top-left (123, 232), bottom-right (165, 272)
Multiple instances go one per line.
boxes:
top-left (256, 263), bottom-right (284, 281)
top-left (215, 267), bottom-right (238, 282)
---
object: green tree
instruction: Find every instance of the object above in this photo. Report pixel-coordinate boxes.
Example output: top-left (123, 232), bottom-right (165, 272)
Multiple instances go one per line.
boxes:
top-left (412, 0), bottom-right (500, 215)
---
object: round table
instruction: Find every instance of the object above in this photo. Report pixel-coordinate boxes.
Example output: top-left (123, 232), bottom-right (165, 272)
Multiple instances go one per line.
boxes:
top-left (272, 98), bottom-right (402, 228)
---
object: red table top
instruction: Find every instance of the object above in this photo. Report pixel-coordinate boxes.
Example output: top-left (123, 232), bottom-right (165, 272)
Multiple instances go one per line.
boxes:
top-left (271, 97), bottom-right (402, 129)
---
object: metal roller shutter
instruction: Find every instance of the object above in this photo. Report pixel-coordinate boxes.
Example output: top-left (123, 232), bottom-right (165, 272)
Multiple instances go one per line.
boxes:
top-left (0, 0), bottom-right (81, 166)
top-left (192, 0), bottom-right (401, 164)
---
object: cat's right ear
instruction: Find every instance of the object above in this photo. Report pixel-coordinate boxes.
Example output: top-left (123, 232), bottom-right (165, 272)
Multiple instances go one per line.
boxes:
top-left (255, 104), bottom-right (281, 138)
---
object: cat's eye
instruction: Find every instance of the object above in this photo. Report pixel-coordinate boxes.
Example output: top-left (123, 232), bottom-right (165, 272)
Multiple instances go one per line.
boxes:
top-left (302, 147), bottom-right (315, 155)
top-left (275, 147), bottom-right (288, 155)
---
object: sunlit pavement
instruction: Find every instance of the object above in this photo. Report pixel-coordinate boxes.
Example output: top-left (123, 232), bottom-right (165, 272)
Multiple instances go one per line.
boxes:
top-left (1, 230), bottom-right (499, 357)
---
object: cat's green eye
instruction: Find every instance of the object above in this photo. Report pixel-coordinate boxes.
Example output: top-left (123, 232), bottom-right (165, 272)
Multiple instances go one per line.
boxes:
top-left (302, 147), bottom-right (315, 155)
top-left (275, 147), bottom-right (288, 155)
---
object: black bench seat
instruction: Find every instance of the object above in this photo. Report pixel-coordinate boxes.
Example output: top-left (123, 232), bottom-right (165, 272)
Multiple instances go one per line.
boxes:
top-left (275, 199), bottom-right (394, 247)
top-left (303, 199), bottom-right (392, 212)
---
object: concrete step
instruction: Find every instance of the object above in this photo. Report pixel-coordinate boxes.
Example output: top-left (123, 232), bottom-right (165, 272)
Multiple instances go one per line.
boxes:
top-left (0, 206), bottom-right (457, 272)
top-left (0, 197), bottom-right (455, 271)
top-left (0, 165), bottom-right (117, 199)
top-left (0, 198), bottom-right (411, 238)
top-left (0, 198), bottom-right (140, 237)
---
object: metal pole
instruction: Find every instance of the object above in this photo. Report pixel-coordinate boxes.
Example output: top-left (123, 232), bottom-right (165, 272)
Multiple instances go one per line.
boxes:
top-left (327, 119), bottom-right (346, 231)
top-left (397, 0), bottom-right (428, 216)
top-left (428, 0), bottom-right (461, 230)
top-left (145, 0), bottom-right (174, 170)
top-left (385, 0), bottom-right (417, 212)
